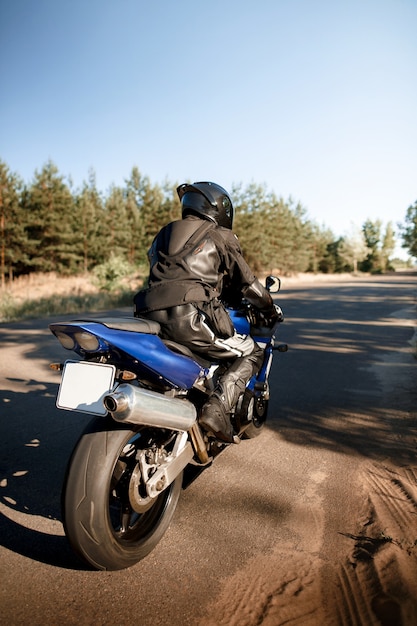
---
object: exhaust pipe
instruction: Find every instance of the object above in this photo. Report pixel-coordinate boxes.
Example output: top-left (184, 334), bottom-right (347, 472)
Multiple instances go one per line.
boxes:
top-left (103, 383), bottom-right (197, 431)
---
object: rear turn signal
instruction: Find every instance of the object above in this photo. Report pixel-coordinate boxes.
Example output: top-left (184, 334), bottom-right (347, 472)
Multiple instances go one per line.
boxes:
top-left (121, 370), bottom-right (137, 381)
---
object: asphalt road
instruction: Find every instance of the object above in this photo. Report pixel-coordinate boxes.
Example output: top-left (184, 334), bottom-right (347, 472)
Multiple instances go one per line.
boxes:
top-left (0, 273), bottom-right (416, 625)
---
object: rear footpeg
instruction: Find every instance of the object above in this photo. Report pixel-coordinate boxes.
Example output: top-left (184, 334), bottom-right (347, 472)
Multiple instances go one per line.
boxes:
top-left (273, 343), bottom-right (288, 352)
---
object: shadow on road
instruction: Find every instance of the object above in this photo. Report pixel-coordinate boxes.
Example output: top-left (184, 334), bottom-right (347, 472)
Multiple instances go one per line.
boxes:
top-left (266, 275), bottom-right (417, 464)
top-left (0, 378), bottom-right (89, 569)
top-left (0, 511), bottom-right (85, 569)
top-left (0, 277), bottom-right (416, 569)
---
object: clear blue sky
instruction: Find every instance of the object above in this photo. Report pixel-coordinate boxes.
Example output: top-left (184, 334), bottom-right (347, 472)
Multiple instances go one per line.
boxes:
top-left (1, 0), bottom-right (416, 254)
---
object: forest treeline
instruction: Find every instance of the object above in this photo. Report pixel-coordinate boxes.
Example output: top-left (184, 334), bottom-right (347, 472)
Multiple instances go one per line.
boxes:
top-left (0, 159), bottom-right (407, 288)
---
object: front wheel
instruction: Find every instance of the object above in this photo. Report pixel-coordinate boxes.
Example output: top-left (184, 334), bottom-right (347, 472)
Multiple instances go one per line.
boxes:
top-left (62, 416), bottom-right (182, 570)
top-left (242, 394), bottom-right (269, 439)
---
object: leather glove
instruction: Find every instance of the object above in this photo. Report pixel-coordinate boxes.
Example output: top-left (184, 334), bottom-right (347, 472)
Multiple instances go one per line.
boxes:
top-left (261, 304), bottom-right (284, 327)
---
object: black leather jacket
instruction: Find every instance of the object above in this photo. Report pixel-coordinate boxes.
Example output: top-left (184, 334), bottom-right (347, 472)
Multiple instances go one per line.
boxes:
top-left (134, 215), bottom-right (273, 314)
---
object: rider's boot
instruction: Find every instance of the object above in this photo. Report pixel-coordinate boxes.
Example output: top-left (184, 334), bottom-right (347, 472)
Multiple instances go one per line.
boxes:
top-left (199, 346), bottom-right (264, 443)
top-left (199, 392), bottom-right (234, 443)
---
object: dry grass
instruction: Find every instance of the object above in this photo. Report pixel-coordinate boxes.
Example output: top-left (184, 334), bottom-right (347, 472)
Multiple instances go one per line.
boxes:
top-left (0, 270), bottom-right (352, 322)
top-left (1, 269), bottom-right (416, 325)
top-left (0, 272), bottom-right (144, 322)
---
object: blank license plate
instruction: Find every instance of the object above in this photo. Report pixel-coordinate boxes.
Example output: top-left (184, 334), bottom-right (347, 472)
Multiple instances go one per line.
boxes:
top-left (57, 360), bottom-right (116, 416)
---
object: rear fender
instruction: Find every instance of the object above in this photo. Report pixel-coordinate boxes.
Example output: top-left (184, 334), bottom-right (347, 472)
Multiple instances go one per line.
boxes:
top-left (49, 321), bottom-right (205, 390)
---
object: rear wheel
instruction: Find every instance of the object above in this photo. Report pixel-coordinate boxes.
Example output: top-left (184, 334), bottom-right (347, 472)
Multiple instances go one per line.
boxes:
top-left (62, 416), bottom-right (182, 570)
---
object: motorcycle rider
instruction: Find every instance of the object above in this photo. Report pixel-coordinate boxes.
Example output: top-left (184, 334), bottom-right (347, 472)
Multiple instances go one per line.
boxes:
top-left (134, 181), bottom-right (280, 443)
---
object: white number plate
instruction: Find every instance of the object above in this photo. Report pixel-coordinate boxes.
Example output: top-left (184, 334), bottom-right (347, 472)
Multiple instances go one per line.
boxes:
top-left (57, 360), bottom-right (116, 416)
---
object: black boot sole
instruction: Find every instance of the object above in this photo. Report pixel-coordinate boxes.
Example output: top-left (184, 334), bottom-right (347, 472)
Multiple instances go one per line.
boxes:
top-left (199, 418), bottom-right (235, 444)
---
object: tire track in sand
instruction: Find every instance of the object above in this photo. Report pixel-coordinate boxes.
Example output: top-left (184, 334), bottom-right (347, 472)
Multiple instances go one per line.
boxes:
top-left (330, 463), bottom-right (417, 626)
top-left (197, 466), bottom-right (328, 626)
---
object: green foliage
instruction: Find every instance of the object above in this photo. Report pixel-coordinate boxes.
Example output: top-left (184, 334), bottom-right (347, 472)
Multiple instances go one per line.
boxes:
top-left (360, 219), bottom-right (383, 273)
top-left (320, 238), bottom-right (349, 273)
top-left (23, 160), bottom-right (77, 273)
top-left (381, 222), bottom-right (396, 271)
top-left (359, 219), bottom-right (399, 273)
top-left (0, 160), bottom-right (28, 285)
top-left (74, 170), bottom-right (105, 271)
top-left (0, 158), bottom-right (403, 284)
top-left (93, 253), bottom-right (135, 292)
top-left (104, 185), bottom-right (132, 261)
top-left (399, 200), bottom-right (417, 260)
top-left (0, 290), bottom-right (16, 321)
top-left (233, 183), bottom-right (323, 274)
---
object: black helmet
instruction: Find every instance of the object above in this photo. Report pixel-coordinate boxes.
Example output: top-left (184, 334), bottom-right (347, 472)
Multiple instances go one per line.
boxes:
top-left (177, 181), bottom-right (234, 229)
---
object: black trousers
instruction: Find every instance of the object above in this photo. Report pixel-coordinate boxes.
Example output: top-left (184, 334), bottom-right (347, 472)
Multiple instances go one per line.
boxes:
top-left (144, 303), bottom-right (264, 412)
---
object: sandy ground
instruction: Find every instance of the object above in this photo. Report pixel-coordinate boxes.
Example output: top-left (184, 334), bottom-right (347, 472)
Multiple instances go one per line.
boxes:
top-left (197, 274), bottom-right (417, 626)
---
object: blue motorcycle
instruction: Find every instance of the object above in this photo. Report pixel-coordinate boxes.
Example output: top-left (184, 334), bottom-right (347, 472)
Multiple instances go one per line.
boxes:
top-left (49, 275), bottom-right (286, 570)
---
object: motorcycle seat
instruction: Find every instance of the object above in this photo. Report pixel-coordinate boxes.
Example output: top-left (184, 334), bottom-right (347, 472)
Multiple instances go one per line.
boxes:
top-left (76, 317), bottom-right (161, 335)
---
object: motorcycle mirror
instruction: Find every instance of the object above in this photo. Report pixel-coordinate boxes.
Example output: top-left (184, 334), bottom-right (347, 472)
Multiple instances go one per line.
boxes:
top-left (265, 275), bottom-right (281, 293)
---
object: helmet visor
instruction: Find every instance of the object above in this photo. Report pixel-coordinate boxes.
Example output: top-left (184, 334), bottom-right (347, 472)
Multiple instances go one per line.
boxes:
top-left (220, 195), bottom-right (233, 228)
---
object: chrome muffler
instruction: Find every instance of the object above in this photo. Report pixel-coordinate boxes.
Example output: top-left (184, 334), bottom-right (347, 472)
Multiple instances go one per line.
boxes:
top-left (103, 383), bottom-right (197, 431)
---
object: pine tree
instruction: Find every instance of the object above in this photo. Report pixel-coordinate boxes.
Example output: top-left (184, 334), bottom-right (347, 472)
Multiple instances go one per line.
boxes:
top-left (0, 161), bottom-right (28, 284)
top-left (74, 170), bottom-right (105, 272)
top-left (233, 182), bottom-right (325, 275)
top-left (309, 224), bottom-right (335, 273)
top-left (233, 182), bottom-right (272, 271)
top-left (125, 167), bottom-right (169, 266)
top-left (24, 161), bottom-right (78, 273)
top-left (381, 222), bottom-right (396, 270)
top-left (400, 201), bottom-right (417, 260)
top-left (139, 181), bottom-right (165, 258)
top-left (125, 167), bottom-right (148, 265)
top-left (160, 180), bottom-right (181, 224)
top-left (361, 219), bottom-right (382, 273)
top-left (104, 185), bottom-right (131, 260)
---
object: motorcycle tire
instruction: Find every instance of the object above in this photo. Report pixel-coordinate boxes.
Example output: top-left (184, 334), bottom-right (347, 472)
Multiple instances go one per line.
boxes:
top-left (62, 415), bottom-right (182, 571)
top-left (242, 395), bottom-right (269, 439)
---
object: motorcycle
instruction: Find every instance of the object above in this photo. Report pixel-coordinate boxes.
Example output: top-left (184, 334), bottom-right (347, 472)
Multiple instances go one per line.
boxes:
top-left (49, 275), bottom-right (287, 570)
